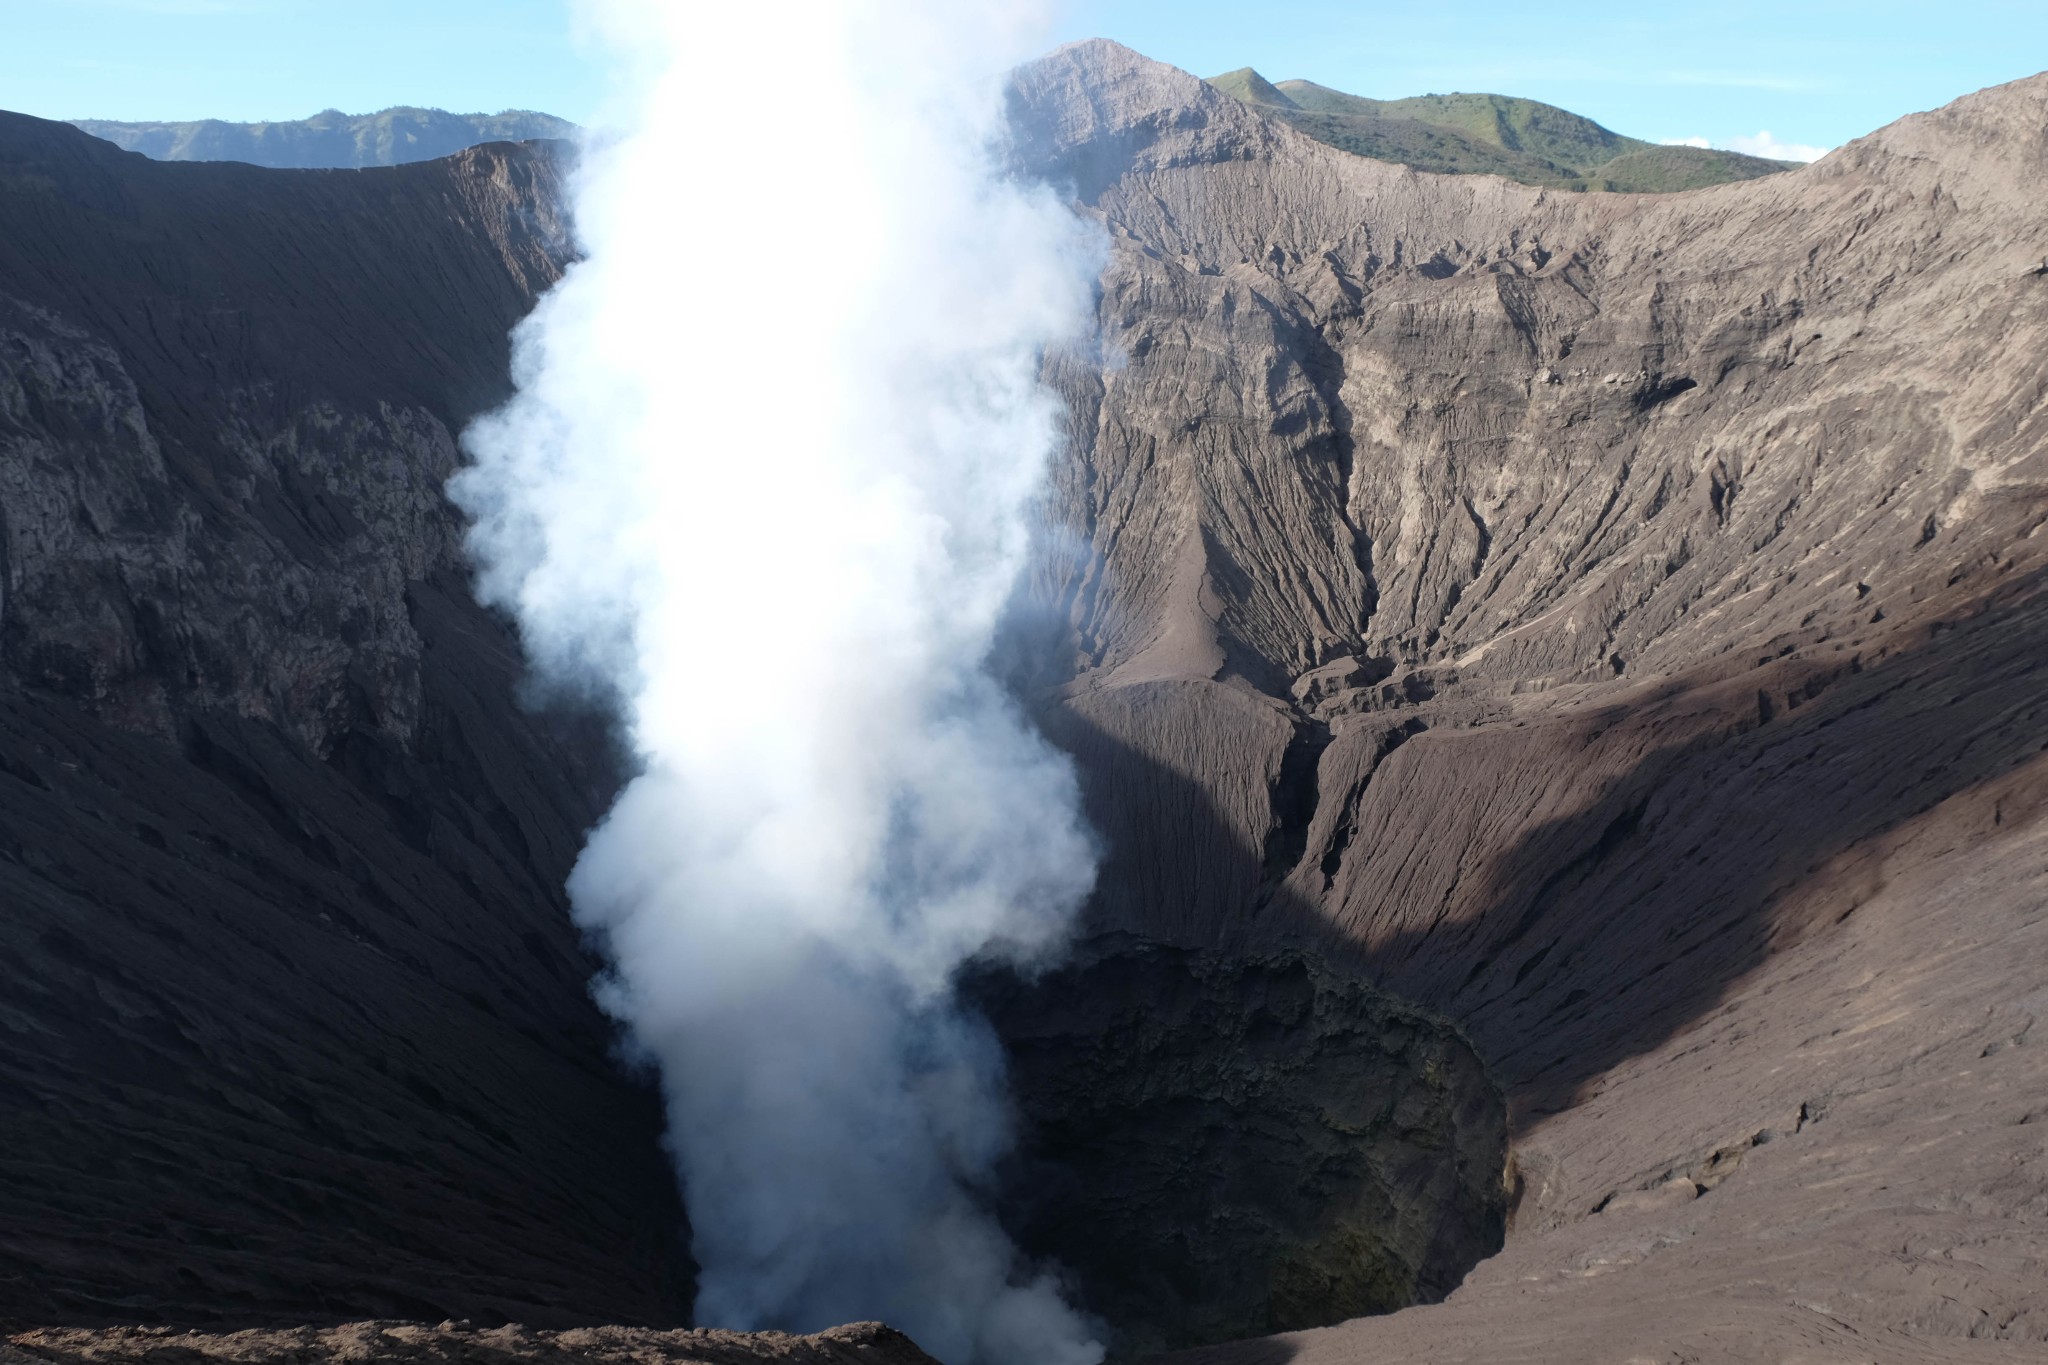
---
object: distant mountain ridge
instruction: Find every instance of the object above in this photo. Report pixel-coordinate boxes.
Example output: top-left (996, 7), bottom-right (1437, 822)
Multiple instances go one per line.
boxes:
top-left (1208, 67), bottom-right (1795, 191)
top-left (69, 106), bottom-right (576, 169)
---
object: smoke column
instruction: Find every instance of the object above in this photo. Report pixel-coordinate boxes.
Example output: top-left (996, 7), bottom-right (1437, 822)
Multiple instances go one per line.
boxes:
top-left (453, 3), bottom-right (1103, 1362)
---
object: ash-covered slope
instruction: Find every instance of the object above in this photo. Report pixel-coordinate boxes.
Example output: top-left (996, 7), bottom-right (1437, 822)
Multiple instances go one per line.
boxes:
top-left (0, 114), bottom-right (689, 1326)
top-left (1002, 41), bottom-right (2048, 1359)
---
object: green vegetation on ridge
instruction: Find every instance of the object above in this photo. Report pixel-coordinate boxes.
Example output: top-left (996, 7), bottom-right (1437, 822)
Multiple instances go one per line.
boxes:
top-left (1208, 68), bottom-right (1796, 192)
top-left (1207, 67), bottom-right (1301, 110)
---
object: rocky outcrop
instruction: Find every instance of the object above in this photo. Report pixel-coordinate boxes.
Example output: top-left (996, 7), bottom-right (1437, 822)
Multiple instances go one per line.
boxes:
top-left (0, 114), bottom-right (690, 1326)
top-left (2, 1322), bottom-right (937, 1365)
top-left (998, 41), bottom-right (2048, 1359)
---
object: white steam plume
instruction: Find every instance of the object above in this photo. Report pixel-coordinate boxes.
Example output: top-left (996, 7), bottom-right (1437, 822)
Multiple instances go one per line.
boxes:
top-left (452, 3), bottom-right (1104, 1362)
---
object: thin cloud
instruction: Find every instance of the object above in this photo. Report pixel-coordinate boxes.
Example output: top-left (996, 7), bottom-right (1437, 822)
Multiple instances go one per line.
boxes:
top-left (1662, 131), bottom-right (1830, 163)
top-left (1726, 130), bottom-right (1831, 161)
top-left (55, 0), bottom-right (279, 13)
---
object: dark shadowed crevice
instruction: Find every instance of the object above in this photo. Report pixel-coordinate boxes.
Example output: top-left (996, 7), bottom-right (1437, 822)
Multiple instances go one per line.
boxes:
top-left (1259, 718), bottom-right (1333, 892)
top-left (1319, 721), bottom-right (1425, 888)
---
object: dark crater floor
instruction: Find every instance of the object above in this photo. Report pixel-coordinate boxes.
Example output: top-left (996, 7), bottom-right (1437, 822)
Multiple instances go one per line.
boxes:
top-left (972, 938), bottom-right (1509, 1357)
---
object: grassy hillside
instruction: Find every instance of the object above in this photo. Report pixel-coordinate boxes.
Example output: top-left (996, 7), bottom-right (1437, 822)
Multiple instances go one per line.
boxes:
top-left (1209, 67), bottom-right (1299, 109)
top-left (1210, 69), bottom-right (1798, 193)
top-left (70, 107), bottom-right (576, 169)
top-left (1276, 108), bottom-right (1572, 182)
top-left (1281, 83), bottom-right (1645, 170)
top-left (1577, 144), bottom-right (1799, 192)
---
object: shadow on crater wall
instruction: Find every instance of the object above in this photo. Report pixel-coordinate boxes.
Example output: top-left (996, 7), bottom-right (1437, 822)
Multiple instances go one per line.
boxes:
top-left (984, 564), bottom-right (2048, 1351)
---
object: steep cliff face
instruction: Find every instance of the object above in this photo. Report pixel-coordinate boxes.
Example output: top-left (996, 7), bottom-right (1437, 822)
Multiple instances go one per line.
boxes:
top-left (0, 114), bottom-right (691, 1326)
top-left (1001, 43), bottom-right (2048, 1359)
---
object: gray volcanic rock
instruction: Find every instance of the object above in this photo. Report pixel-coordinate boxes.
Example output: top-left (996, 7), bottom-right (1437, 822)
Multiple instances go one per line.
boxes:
top-left (996, 40), bottom-right (2048, 1359)
top-left (0, 112), bottom-right (688, 1326)
top-left (1013, 40), bottom-right (2048, 702)
top-left (68, 109), bottom-right (576, 169)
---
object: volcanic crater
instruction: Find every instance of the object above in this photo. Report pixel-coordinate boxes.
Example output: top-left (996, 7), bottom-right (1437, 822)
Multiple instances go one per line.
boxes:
top-left (1, 36), bottom-right (2046, 1365)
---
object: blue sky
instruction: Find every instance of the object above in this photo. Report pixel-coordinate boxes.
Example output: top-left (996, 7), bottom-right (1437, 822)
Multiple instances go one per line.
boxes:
top-left (4, 0), bottom-right (2045, 154)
